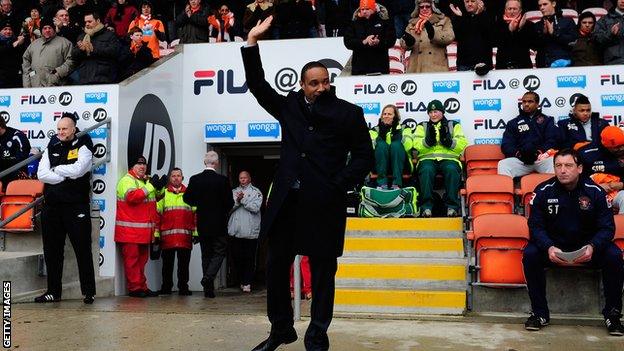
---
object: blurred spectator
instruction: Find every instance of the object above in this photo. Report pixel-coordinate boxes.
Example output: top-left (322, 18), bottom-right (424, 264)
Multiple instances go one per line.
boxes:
top-left (119, 26), bottom-right (155, 80)
top-left (449, 0), bottom-right (494, 71)
top-left (343, 0), bottom-right (395, 75)
top-left (0, 20), bottom-right (25, 88)
top-left (72, 12), bottom-right (121, 84)
top-left (63, 0), bottom-right (77, 15)
top-left (38, 0), bottom-right (59, 20)
top-left (208, 3), bottom-right (236, 42)
top-left (129, 1), bottom-right (165, 59)
top-left (105, 0), bottom-right (140, 39)
top-left (369, 104), bottom-right (412, 189)
top-left (498, 91), bottom-right (557, 178)
top-left (413, 99), bottom-right (467, 218)
top-left (316, 0), bottom-right (353, 37)
top-left (534, 0), bottom-right (577, 68)
top-left (400, 0), bottom-right (454, 73)
top-left (22, 6), bottom-right (43, 43)
top-left (390, 0), bottom-right (416, 38)
top-left (557, 94), bottom-right (608, 150)
top-left (22, 17), bottom-right (74, 87)
top-left (594, 0), bottom-right (624, 65)
top-left (243, 0), bottom-right (274, 39)
top-left (227, 171), bottom-right (263, 293)
top-left (572, 11), bottom-right (602, 66)
top-left (495, 0), bottom-right (535, 69)
top-left (0, 0), bottom-right (20, 33)
top-left (55, 8), bottom-right (82, 44)
top-left (175, 0), bottom-right (209, 43)
top-left (70, 0), bottom-right (94, 28)
top-left (274, 0), bottom-right (318, 39)
top-left (0, 116), bottom-right (30, 183)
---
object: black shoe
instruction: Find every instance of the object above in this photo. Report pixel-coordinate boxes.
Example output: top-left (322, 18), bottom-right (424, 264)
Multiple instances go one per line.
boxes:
top-left (145, 289), bottom-right (159, 297)
top-left (128, 290), bottom-right (147, 298)
top-left (204, 289), bottom-right (215, 298)
top-left (179, 289), bottom-right (192, 296)
top-left (251, 328), bottom-right (298, 351)
top-left (83, 295), bottom-right (95, 304)
top-left (157, 289), bottom-right (172, 295)
top-left (605, 309), bottom-right (624, 336)
top-left (34, 292), bottom-right (60, 303)
top-left (524, 313), bottom-right (549, 331)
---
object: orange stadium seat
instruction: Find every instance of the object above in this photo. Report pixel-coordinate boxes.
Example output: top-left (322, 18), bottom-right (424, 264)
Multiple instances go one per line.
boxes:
top-left (463, 174), bottom-right (515, 219)
top-left (518, 173), bottom-right (554, 218)
top-left (472, 214), bottom-right (529, 286)
top-left (463, 144), bottom-right (505, 177)
top-left (0, 180), bottom-right (44, 232)
top-left (614, 215), bottom-right (624, 252)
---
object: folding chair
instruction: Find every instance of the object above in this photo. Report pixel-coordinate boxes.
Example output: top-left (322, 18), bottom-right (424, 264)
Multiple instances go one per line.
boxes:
top-left (462, 144), bottom-right (505, 177)
top-left (517, 173), bottom-right (554, 218)
top-left (0, 180), bottom-right (44, 232)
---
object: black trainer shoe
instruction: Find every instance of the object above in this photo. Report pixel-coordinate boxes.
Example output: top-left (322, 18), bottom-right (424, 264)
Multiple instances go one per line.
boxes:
top-left (128, 290), bottom-right (147, 298)
top-left (83, 295), bottom-right (95, 304)
top-left (145, 289), bottom-right (159, 297)
top-left (605, 309), bottom-right (624, 336)
top-left (34, 293), bottom-right (60, 303)
top-left (178, 289), bottom-right (192, 296)
top-left (157, 289), bottom-right (172, 295)
top-left (525, 313), bottom-right (549, 331)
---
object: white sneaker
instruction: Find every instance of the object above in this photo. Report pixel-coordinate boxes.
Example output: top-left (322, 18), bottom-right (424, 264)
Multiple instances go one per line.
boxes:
top-left (421, 209), bottom-right (432, 218)
top-left (241, 285), bottom-right (251, 293)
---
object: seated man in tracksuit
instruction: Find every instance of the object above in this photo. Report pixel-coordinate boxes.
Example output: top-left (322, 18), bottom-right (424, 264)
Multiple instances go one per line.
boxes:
top-left (557, 94), bottom-right (608, 150)
top-left (524, 148), bottom-right (624, 335)
top-left (577, 126), bottom-right (624, 213)
top-left (498, 91), bottom-right (559, 178)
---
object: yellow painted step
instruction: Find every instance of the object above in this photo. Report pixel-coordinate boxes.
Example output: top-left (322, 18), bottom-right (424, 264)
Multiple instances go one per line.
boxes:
top-left (335, 289), bottom-right (466, 309)
top-left (346, 218), bottom-right (463, 231)
top-left (336, 263), bottom-right (465, 281)
top-left (343, 238), bottom-right (463, 252)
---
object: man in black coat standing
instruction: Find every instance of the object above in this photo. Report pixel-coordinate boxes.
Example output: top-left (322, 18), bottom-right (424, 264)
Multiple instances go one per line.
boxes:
top-left (242, 16), bottom-right (374, 351)
top-left (183, 151), bottom-right (234, 298)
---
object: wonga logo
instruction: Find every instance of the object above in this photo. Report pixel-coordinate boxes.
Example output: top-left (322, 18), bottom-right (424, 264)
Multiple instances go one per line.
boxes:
top-left (432, 80), bottom-right (460, 93)
top-left (128, 94), bottom-right (176, 177)
top-left (89, 128), bottom-right (108, 139)
top-left (474, 118), bottom-right (507, 130)
top-left (557, 75), bottom-right (586, 88)
top-left (93, 163), bottom-right (107, 175)
top-left (248, 122), bottom-right (280, 138)
top-left (20, 112), bottom-right (42, 123)
top-left (85, 92), bottom-right (108, 103)
top-left (600, 74), bottom-right (624, 86)
top-left (354, 84), bottom-right (385, 94)
top-left (603, 115), bottom-right (623, 126)
top-left (356, 102), bottom-right (381, 115)
top-left (472, 79), bottom-right (505, 90)
top-left (473, 99), bottom-right (502, 111)
top-left (193, 70), bottom-right (248, 95)
top-left (205, 123), bottom-right (236, 139)
top-left (601, 94), bottom-right (624, 107)
top-left (395, 101), bottom-right (427, 112)
top-left (92, 199), bottom-right (106, 212)
top-left (0, 96), bottom-right (10, 107)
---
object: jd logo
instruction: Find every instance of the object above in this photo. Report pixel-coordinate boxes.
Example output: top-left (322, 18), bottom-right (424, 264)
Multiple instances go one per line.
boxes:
top-left (128, 94), bottom-right (175, 177)
top-left (92, 179), bottom-right (106, 194)
top-left (59, 92), bottom-right (73, 106)
top-left (444, 98), bottom-right (461, 114)
top-left (0, 111), bottom-right (9, 123)
top-left (523, 75), bottom-right (540, 91)
top-left (93, 143), bottom-right (107, 158)
top-left (93, 108), bottom-right (107, 122)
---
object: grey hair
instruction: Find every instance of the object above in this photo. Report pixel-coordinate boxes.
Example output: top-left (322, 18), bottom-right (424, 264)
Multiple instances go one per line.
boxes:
top-left (204, 151), bottom-right (219, 166)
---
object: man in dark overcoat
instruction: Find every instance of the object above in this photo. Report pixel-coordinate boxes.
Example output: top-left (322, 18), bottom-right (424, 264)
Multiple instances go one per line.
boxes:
top-left (241, 16), bottom-right (374, 351)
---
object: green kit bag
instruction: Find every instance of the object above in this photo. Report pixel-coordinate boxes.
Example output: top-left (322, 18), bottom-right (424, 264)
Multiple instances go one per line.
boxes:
top-left (358, 186), bottom-right (418, 218)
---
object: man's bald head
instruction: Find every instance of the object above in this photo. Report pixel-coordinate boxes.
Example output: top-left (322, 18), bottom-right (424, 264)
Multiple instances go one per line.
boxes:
top-left (239, 171), bottom-right (251, 186)
top-left (57, 116), bottom-right (77, 142)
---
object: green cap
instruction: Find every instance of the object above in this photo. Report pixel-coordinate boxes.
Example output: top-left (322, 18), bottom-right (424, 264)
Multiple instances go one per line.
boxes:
top-left (427, 99), bottom-right (444, 113)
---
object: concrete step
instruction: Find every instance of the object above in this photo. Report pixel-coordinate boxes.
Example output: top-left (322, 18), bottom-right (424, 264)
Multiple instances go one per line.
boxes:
top-left (342, 237), bottom-right (465, 258)
top-left (334, 287), bottom-right (466, 315)
top-left (13, 276), bottom-right (115, 303)
top-left (0, 251), bottom-right (46, 294)
top-left (1, 229), bottom-right (43, 252)
top-left (346, 218), bottom-right (464, 237)
top-left (336, 257), bottom-right (467, 290)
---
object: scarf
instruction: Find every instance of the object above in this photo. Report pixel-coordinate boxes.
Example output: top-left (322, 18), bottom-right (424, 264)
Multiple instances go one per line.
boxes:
top-left (27, 18), bottom-right (41, 42)
top-left (167, 183), bottom-right (186, 194)
top-left (190, 5), bottom-right (201, 14)
top-left (82, 22), bottom-right (105, 55)
top-left (503, 13), bottom-right (520, 24)
top-left (130, 40), bottom-right (143, 54)
top-left (140, 13), bottom-right (151, 22)
top-left (114, 3), bottom-right (126, 21)
top-left (579, 26), bottom-right (592, 36)
top-left (414, 12), bottom-right (432, 35)
top-left (0, 35), bottom-right (13, 44)
top-left (208, 12), bottom-right (234, 42)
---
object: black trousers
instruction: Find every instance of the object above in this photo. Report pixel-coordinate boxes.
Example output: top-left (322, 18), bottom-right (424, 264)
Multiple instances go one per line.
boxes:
top-left (523, 242), bottom-right (624, 319)
top-left (230, 237), bottom-right (258, 286)
top-left (41, 203), bottom-right (95, 297)
top-left (161, 248), bottom-right (191, 291)
top-left (199, 234), bottom-right (228, 290)
top-left (266, 190), bottom-right (338, 350)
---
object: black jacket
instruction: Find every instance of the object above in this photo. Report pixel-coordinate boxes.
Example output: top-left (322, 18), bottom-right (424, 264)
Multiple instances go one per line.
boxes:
top-left (529, 176), bottom-right (614, 252)
top-left (494, 18), bottom-right (535, 69)
top-left (72, 27), bottom-right (121, 84)
top-left (0, 127), bottom-right (30, 183)
top-left (119, 42), bottom-right (156, 81)
top-left (343, 12), bottom-right (396, 75)
top-left (557, 113), bottom-right (609, 150)
top-left (577, 142), bottom-right (624, 178)
top-left (501, 109), bottom-right (558, 160)
top-left (274, 0), bottom-right (317, 39)
top-left (0, 37), bottom-right (23, 88)
top-left (183, 169), bottom-right (234, 237)
top-left (241, 44), bottom-right (374, 258)
top-left (534, 11), bottom-right (577, 67)
top-left (175, 6), bottom-right (209, 44)
top-left (451, 11), bottom-right (494, 68)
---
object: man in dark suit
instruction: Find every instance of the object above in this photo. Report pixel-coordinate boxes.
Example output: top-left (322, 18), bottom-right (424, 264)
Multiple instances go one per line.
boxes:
top-left (183, 151), bottom-right (234, 298)
top-left (242, 16), bottom-right (374, 351)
